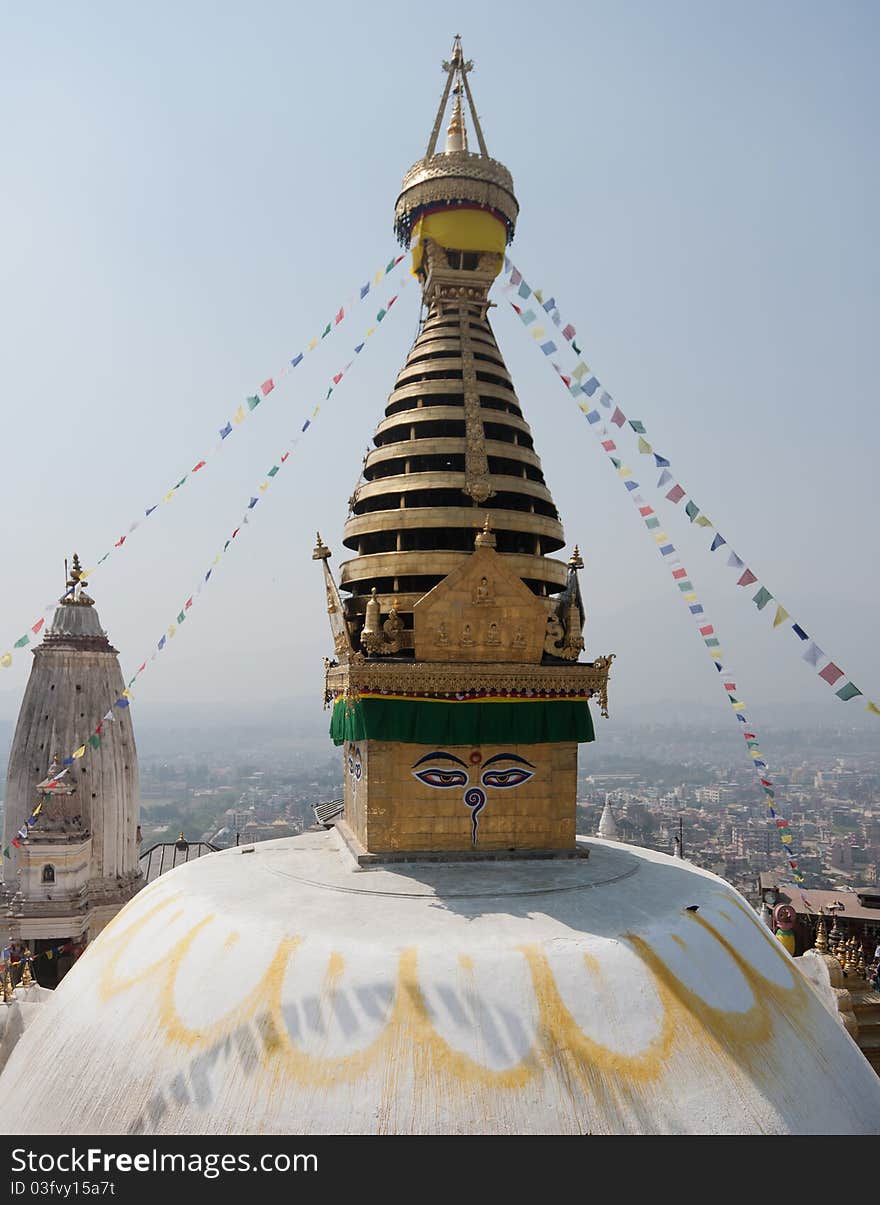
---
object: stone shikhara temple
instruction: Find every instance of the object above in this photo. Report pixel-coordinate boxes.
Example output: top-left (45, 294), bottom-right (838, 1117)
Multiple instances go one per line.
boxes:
top-left (1, 556), bottom-right (141, 985)
top-left (0, 38), bottom-right (878, 1134)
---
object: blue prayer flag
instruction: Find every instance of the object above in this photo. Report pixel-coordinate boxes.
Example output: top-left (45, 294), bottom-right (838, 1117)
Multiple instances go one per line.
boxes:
top-left (659, 544), bottom-right (674, 556)
top-left (145, 505), bottom-right (158, 517)
top-left (517, 281), bottom-right (531, 299)
top-left (220, 423), bottom-right (232, 439)
top-left (542, 297), bottom-right (556, 312)
top-left (653, 454), bottom-right (670, 468)
top-left (585, 410), bottom-right (601, 424)
top-left (582, 378), bottom-right (600, 396)
top-left (792, 624), bottom-right (809, 641)
top-left (689, 604), bottom-right (704, 614)
top-left (360, 283), bottom-right (369, 299)
top-left (291, 353), bottom-right (303, 367)
top-left (354, 343), bottom-right (365, 354)
top-left (710, 534), bottom-right (726, 552)
top-left (540, 341), bottom-right (557, 355)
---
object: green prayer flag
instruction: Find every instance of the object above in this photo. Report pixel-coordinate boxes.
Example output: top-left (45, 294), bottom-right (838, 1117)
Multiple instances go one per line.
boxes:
top-left (247, 395), bottom-right (261, 410)
top-left (572, 341), bottom-right (582, 355)
top-left (610, 457), bottom-right (621, 469)
top-left (177, 611), bottom-right (185, 624)
top-left (321, 323), bottom-right (331, 337)
top-left (13, 634), bottom-right (29, 649)
top-left (645, 516), bottom-right (660, 529)
top-left (376, 308), bottom-right (387, 322)
top-left (836, 681), bottom-right (863, 702)
top-left (753, 586), bottom-right (773, 610)
top-left (629, 420), bottom-right (646, 434)
top-left (88, 734), bottom-right (101, 749)
top-left (175, 476), bottom-right (187, 489)
top-left (677, 581), bottom-right (694, 592)
top-left (685, 500), bottom-right (699, 522)
top-left (385, 257), bottom-right (395, 273)
top-left (267, 465), bottom-right (279, 477)
top-left (2, 846), bottom-right (9, 859)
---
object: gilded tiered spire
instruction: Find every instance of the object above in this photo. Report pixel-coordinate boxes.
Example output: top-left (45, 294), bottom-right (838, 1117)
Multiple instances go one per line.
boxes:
top-left (340, 37), bottom-right (569, 657)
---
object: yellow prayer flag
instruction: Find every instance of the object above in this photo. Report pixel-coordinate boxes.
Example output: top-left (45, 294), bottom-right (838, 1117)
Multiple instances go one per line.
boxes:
top-left (683, 592), bottom-right (697, 602)
top-left (163, 491), bottom-right (174, 504)
top-left (122, 689), bottom-right (133, 700)
top-left (366, 326), bottom-right (376, 337)
top-left (653, 532), bottom-right (668, 543)
top-left (637, 437), bottom-right (652, 455)
top-left (374, 269), bottom-right (383, 284)
top-left (530, 325), bottom-right (546, 340)
top-left (308, 339), bottom-right (318, 351)
top-left (33, 800), bottom-right (43, 816)
top-left (772, 606), bottom-right (790, 628)
top-left (866, 701), bottom-right (880, 716)
top-left (258, 482), bottom-right (269, 493)
top-left (0, 653), bottom-right (11, 668)
top-left (572, 363), bottom-right (588, 381)
top-left (694, 516), bottom-right (713, 528)
top-left (578, 401), bottom-right (590, 414)
top-left (72, 746), bottom-right (86, 759)
top-left (780, 834), bottom-right (793, 845)
top-left (618, 468), bottom-right (632, 479)
top-left (168, 624), bottom-right (177, 639)
top-left (233, 406), bottom-right (246, 424)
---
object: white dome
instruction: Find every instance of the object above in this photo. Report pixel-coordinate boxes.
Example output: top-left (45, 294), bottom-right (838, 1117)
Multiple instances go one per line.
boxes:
top-left (1, 829), bottom-right (878, 1135)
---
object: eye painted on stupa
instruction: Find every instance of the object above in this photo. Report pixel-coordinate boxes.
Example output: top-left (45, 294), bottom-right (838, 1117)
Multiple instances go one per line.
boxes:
top-left (348, 745), bottom-right (362, 780)
top-left (412, 750), bottom-right (469, 789)
top-left (480, 752), bottom-right (535, 789)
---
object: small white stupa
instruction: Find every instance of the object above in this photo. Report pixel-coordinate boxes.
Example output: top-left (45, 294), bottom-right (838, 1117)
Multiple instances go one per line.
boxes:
top-left (597, 794), bottom-right (619, 841)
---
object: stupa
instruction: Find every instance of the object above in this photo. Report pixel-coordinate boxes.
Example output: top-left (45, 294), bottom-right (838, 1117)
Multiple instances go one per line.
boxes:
top-left (1, 556), bottom-right (141, 985)
top-left (0, 40), bottom-right (878, 1134)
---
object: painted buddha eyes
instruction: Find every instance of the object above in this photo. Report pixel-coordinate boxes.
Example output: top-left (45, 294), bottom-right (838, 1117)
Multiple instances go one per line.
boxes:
top-left (413, 768), bottom-right (469, 789)
top-left (481, 767), bottom-right (533, 789)
top-left (411, 752), bottom-right (534, 790)
top-left (347, 746), bottom-right (362, 781)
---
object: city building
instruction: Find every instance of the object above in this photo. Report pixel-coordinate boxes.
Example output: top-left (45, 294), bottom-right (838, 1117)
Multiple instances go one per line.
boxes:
top-left (0, 39), bottom-right (878, 1134)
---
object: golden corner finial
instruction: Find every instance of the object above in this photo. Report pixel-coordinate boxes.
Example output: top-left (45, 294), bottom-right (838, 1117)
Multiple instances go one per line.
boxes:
top-left (312, 532), bottom-right (331, 561)
top-left (474, 514), bottom-right (496, 548)
top-left (2, 966), bottom-right (13, 1003)
top-left (814, 915), bottom-right (828, 954)
top-left (20, 951), bottom-right (33, 989)
top-left (568, 545), bottom-right (584, 570)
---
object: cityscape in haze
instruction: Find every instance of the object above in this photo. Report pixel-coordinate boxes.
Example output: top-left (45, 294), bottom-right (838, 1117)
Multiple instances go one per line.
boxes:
top-left (4, 702), bottom-right (875, 907)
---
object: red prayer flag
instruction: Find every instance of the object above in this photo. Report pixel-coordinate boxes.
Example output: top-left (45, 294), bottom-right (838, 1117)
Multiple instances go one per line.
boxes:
top-left (232, 527), bottom-right (240, 539)
top-left (191, 460), bottom-right (206, 472)
top-left (699, 625), bottom-right (714, 636)
top-left (560, 375), bottom-right (571, 388)
top-left (387, 296), bottom-right (397, 308)
top-left (666, 485), bottom-right (685, 503)
top-left (512, 303), bottom-right (522, 315)
top-left (185, 598), bottom-right (193, 610)
top-left (31, 618), bottom-right (44, 635)
top-left (281, 452), bottom-right (290, 462)
top-left (333, 373), bottom-right (344, 385)
top-left (672, 568), bottom-right (687, 580)
top-left (601, 440), bottom-right (616, 451)
top-left (723, 682), bottom-right (736, 692)
top-left (611, 407), bottom-right (625, 427)
top-left (562, 324), bottom-right (576, 341)
top-left (737, 569), bottom-right (758, 587)
top-left (114, 536), bottom-right (126, 548)
top-left (261, 379), bottom-right (274, 396)
top-left (638, 506), bottom-right (653, 516)
top-left (761, 778), bottom-right (773, 787)
top-left (818, 662), bottom-right (844, 685)
top-left (334, 307), bottom-right (344, 325)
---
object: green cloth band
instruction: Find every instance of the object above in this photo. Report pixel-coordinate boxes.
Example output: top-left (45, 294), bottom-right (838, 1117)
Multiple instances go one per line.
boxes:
top-left (330, 697), bottom-right (595, 747)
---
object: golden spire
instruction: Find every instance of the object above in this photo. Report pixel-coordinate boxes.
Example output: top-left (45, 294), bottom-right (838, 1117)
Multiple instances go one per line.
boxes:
top-left (2, 966), bottom-right (13, 1003)
top-left (312, 533), bottom-right (331, 561)
top-left (474, 514), bottom-right (496, 548)
top-left (814, 916), bottom-right (828, 954)
top-left (20, 950), bottom-right (33, 988)
top-left (568, 545), bottom-right (584, 570)
top-left (445, 89), bottom-right (468, 153)
top-left (63, 552), bottom-right (94, 607)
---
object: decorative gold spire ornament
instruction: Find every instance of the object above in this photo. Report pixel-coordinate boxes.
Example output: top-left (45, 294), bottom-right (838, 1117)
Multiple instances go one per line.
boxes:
top-left (814, 916), bottom-right (828, 954)
top-left (20, 950), bottom-right (33, 988)
top-left (63, 552), bottom-right (94, 606)
top-left (2, 967), bottom-right (13, 1003)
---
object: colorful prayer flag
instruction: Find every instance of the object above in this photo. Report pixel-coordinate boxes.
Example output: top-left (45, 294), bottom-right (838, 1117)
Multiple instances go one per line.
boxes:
top-left (666, 485), bottom-right (685, 504)
top-left (753, 587), bottom-right (773, 610)
top-left (836, 681), bottom-right (862, 702)
top-left (737, 569), bottom-right (757, 587)
top-left (819, 662), bottom-right (844, 686)
top-left (773, 605), bottom-right (790, 628)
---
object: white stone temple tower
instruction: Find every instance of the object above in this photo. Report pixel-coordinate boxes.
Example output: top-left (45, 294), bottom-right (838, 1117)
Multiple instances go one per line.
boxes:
top-left (1, 556), bottom-right (142, 984)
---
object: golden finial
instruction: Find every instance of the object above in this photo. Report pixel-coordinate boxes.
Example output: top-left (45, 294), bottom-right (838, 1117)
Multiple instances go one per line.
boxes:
top-left (844, 936), bottom-right (857, 973)
top-left (63, 551), bottom-right (94, 606)
top-left (175, 831), bottom-right (188, 851)
top-left (474, 514), bottom-right (496, 548)
top-left (568, 545), bottom-right (584, 570)
top-left (20, 950), bottom-right (33, 988)
top-left (858, 946), bottom-right (867, 978)
top-left (312, 533), bottom-right (331, 561)
top-left (814, 916), bottom-right (828, 954)
top-left (2, 966), bottom-right (13, 1003)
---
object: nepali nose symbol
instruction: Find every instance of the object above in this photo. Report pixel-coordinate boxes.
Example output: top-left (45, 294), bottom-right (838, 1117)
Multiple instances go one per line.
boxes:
top-left (463, 786), bottom-right (486, 844)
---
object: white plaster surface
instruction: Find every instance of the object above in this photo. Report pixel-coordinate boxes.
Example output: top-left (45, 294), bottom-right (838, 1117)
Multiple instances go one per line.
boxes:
top-left (0, 830), bottom-right (878, 1135)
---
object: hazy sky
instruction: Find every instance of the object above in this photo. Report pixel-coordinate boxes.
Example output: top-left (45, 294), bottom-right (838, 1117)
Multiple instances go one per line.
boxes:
top-left (1, 2), bottom-right (878, 744)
